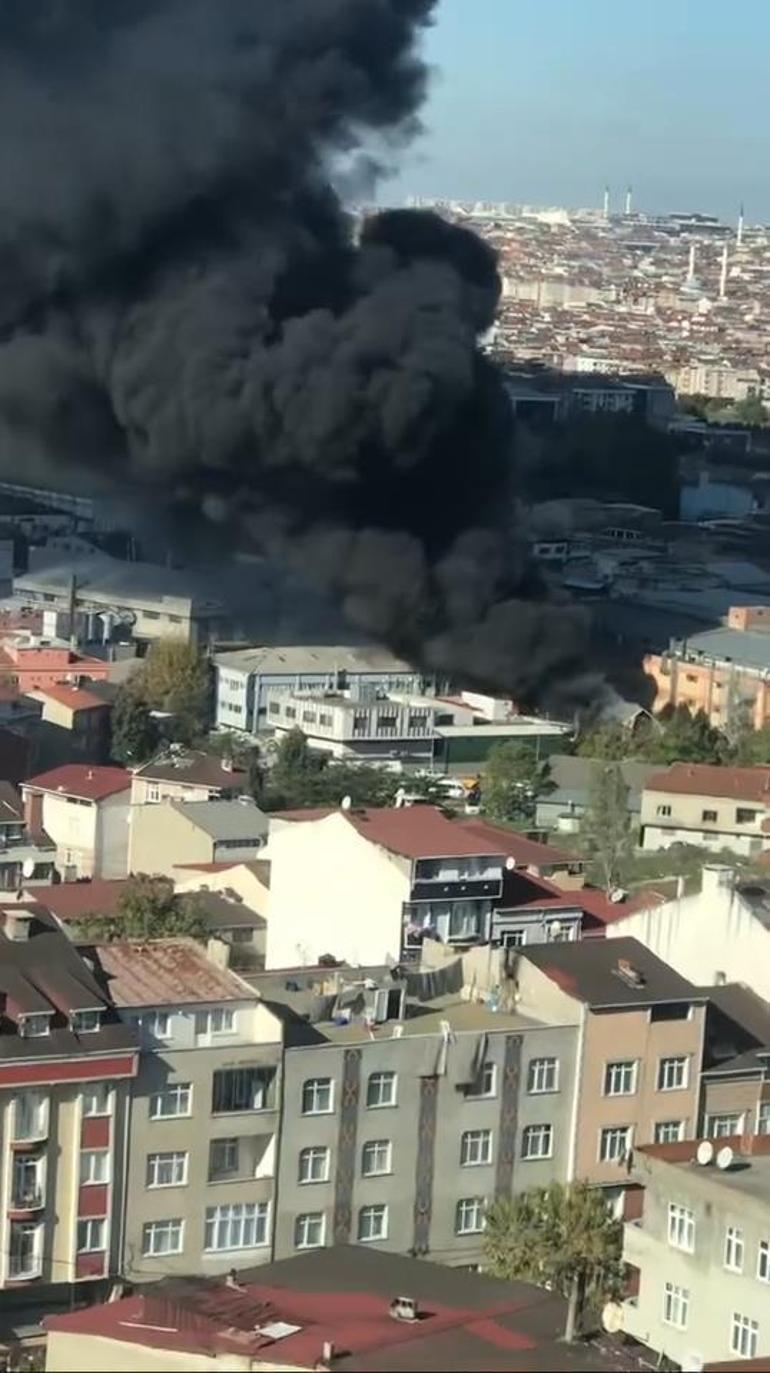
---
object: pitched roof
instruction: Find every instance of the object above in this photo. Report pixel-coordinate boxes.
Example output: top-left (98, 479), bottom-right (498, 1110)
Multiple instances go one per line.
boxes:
top-left (455, 817), bottom-right (583, 868)
top-left (522, 936), bottom-right (703, 1007)
top-left (27, 683), bottom-right (110, 711)
top-left (343, 806), bottom-right (507, 860)
top-left (91, 937), bottom-right (256, 1008)
top-left (22, 764), bottom-right (131, 801)
top-left (133, 750), bottom-right (246, 789)
top-left (167, 798), bottom-right (268, 841)
top-left (0, 781), bottom-right (22, 823)
top-left (645, 762), bottom-right (770, 802)
top-left (29, 880), bottom-right (128, 922)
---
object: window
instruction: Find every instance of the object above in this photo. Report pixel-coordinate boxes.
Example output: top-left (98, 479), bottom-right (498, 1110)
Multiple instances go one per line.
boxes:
top-left (299, 1147), bottom-right (330, 1184)
top-left (466, 1062), bottom-right (497, 1098)
top-left (146, 782), bottom-right (160, 803)
top-left (143, 1011), bottom-right (171, 1039)
top-left (736, 808), bottom-right (759, 825)
top-left (502, 929), bottom-right (526, 948)
top-left (668, 1203), bottom-right (695, 1253)
top-left (80, 1150), bottom-right (109, 1184)
top-left (707, 1113), bottom-right (744, 1138)
top-left (358, 1204), bottom-right (388, 1242)
top-left (362, 1140), bottom-right (392, 1177)
top-left (655, 1121), bottom-right (684, 1144)
top-left (196, 1008), bottom-right (235, 1037)
top-left (142, 1218), bottom-right (184, 1256)
top-left (150, 1083), bottom-right (191, 1119)
top-left (527, 1058), bottom-right (559, 1095)
top-left (212, 1067), bottom-right (270, 1114)
top-left (758, 1102), bottom-right (770, 1135)
top-left (701, 809), bottom-right (718, 822)
top-left (366, 1071), bottom-right (397, 1109)
top-left (9, 1222), bottom-right (41, 1279)
top-left (147, 1152), bottom-right (188, 1188)
top-left (758, 1239), bottom-right (770, 1283)
top-left (662, 1282), bottom-right (689, 1330)
top-left (521, 1123), bottom-right (553, 1160)
top-left (15, 1090), bottom-right (48, 1141)
top-left (455, 1198), bottom-right (486, 1235)
top-left (82, 1083), bottom-right (111, 1117)
top-left (731, 1313), bottom-right (758, 1360)
top-left (77, 1218), bottom-right (106, 1253)
top-left (295, 1212), bottom-right (325, 1249)
top-left (724, 1226), bottom-right (744, 1273)
top-left (599, 1126), bottom-right (632, 1163)
top-left (604, 1061), bottom-right (638, 1097)
top-left (656, 804), bottom-right (672, 817)
top-left (204, 1201), bottom-right (269, 1252)
top-left (461, 1129), bottom-right (493, 1166)
top-left (302, 1078), bottom-right (333, 1115)
top-left (20, 1014), bottom-right (50, 1038)
top-left (71, 1010), bottom-right (101, 1034)
top-left (658, 1057), bottom-right (688, 1091)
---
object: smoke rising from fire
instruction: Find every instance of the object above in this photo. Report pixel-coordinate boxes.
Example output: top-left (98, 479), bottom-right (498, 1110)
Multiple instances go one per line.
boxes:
top-left (0, 0), bottom-right (590, 709)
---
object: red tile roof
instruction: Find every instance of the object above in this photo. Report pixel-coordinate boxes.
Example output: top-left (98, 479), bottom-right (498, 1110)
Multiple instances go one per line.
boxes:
top-left (29, 880), bottom-right (128, 921)
top-left (28, 683), bottom-right (110, 711)
top-left (343, 806), bottom-right (507, 859)
top-left (274, 807), bottom-right (337, 822)
top-left (93, 937), bottom-right (254, 1007)
top-left (646, 762), bottom-right (770, 802)
top-left (22, 764), bottom-right (131, 801)
top-left (456, 817), bottom-right (584, 868)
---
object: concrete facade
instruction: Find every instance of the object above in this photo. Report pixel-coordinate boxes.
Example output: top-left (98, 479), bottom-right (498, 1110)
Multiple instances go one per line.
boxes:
top-left (128, 799), bottom-right (268, 878)
top-left (24, 787), bottom-right (130, 880)
top-left (640, 769), bottom-right (770, 856)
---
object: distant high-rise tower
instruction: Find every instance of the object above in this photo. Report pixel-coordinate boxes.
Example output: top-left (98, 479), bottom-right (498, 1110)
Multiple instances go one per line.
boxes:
top-left (719, 242), bottom-right (729, 299)
top-left (687, 242), bottom-right (696, 284)
top-left (737, 203), bottom-right (745, 247)
top-left (603, 185), bottom-right (610, 220)
top-left (625, 185), bottom-right (632, 216)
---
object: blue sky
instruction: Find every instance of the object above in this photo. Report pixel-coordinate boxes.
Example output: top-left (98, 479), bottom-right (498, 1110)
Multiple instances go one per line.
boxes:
top-left (383, 0), bottom-right (769, 220)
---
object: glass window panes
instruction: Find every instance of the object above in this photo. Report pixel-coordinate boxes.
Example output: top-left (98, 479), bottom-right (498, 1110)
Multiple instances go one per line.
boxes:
top-left (708, 1113), bottom-right (744, 1138)
top-left (758, 1239), bottom-right (770, 1283)
top-left (299, 1146), bottom-right (330, 1184)
top-left (77, 1218), bottom-right (106, 1252)
top-left (758, 1102), bottom-right (770, 1135)
top-left (599, 1126), bottom-right (632, 1163)
top-left (655, 1121), bottom-right (684, 1144)
top-left (212, 1067), bottom-right (269, 1113)
top-left (604, 1061), bottom-right (637, 1096)
top-left (658, 1057), bottom-right (688, 1091)
top-left (210, 1139), bottom-right (238, 1176)
top-left (147, 1151), bottom-right (187, 1188)
top-left (455, 1198), bottom-right (485, 1234)
top-left (142, 1219), bottom-right (184, 1256)
top-left (668, 1203), bottom-right (695, 1252)
top-left (82, 1083), bottom-right (111, 1117)
top-left (663, 1282), bottom-right (689, 1330)
top-left (302, 1078), bottom-right (333, 1115)
top-left (466, 1062), bottom-right (497, 1098)
top-left (521, 1123), bottom-right (553, 1159)
top-left (295, 1212), bottom-right (325, 1249)
top-left (724, 1226), bottom-right (744, 1273)
top-left (460, 1129), bottom-right (493, 1166)
top-left (79, 1150), bottom-right (109, 1184)
top-left (145, 1011), bottom-right (171, 1038)
top-left (527, 1058), bottom-right (558, 1094)
top-left (362, 1140), bottom-right (392, 1176)
top-left (71, 1010), bottom-right (101, 1033)
top-left (196, 1008), bottom-right (235, 1036)
top-left (150, 1083), bottom-right (191, 1119)
top-left (366, 1072), bottom-right (397, 1108)
top-left (204, 1202), bottom-right (269, 1252)
top-left (358, 1204), bottom-right (388, 1242)
top-left (731, 1314), bottom-right (758, 1360)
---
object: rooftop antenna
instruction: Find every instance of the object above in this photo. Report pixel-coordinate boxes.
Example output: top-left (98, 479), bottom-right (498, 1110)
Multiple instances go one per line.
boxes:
top-left (686, 242), bottom-right (696, 284)
top-left (719, 241), bottom-right (729, 300)
top-left (603, 185), bottom-right (610, 221)
top-left (624, 185), bottom-right (632, 216)
top-left (737, 202), bottom-right (744, 248)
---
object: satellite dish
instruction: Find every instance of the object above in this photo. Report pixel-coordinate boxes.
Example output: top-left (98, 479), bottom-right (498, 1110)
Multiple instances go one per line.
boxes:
top-left (340, 795), bottom-right (352, 811)
top-left (716, 1145), bottom-right (734, 1171)
top-left (21, 858), bottom-right (36, 879)
top-left (696, 1140), bottom-right (714, 1166)
top-left (602, 1302), bottom-right (624, 1335)
top-left (504, 856), bottom-right (516, 871)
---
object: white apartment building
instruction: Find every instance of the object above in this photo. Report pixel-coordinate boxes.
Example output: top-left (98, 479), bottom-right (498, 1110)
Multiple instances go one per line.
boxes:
top-left (21, 765), bottom-right (131, 881)
top-left (265, 689), bottom-right (435, 762)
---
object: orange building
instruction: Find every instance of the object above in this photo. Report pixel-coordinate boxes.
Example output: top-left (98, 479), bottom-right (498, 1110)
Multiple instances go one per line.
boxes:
top-left (0, 644), bottom-right (109, 693)
top-left (644, 605), bottom-right (770, 731)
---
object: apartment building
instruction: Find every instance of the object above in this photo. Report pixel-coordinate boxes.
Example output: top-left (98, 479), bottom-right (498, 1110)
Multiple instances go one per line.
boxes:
top-left (0, 927), bottom-right (137, 1293)
top-left (128, 798), bottom-right (268, 877)
top-left (0, 641), bottom-right (109, 692)
top-left (90, 939), bottom-right (284, 1278)
top-left (644, 611), bottom-right (770, 733)
top-left (26, 683), bottom-right (112, 766)
top-left (130, 750), bottom-right (247, 805)
top-left (623, 1142), bottom-right (770, 1367)
top-left (265, 689), bottom-right (436, 763)
top-left (21, 764), bottom-right (131, 880)
top-left (698, 983), bottom-right (770, 1140)
top-left (253, 962), bottom-right (579, 1267)
top-left (0, 781), bottom-right (56, 889)
top-left (640, 763), bottom-right (770, 855)
top-left (215, 644), bottom-right (422, 735)
top-left (514, 939), bottom-right (708, 1193)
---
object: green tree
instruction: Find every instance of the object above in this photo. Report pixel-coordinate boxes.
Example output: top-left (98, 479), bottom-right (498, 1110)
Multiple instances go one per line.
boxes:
top-left (110, 686), bottom-right (159, 765)
top-left (580, 762), bottom-right (633, 891)
top-left (484, 1181), bottom-right (625, 1343)
top-left (261, 729), bottom-right (403, 811)
top-left (653, 704), bottom-right (729, 765)
top-left (76, 876), bottom-right (207, 944)
top-left (137, 641), bottom-right (211, 744)
top-left (481, 742), bottom-right (552, 825)
top-left (732, 722), bottom-right (770, 766)
top-left (576, 723), bottom-right (636, 761)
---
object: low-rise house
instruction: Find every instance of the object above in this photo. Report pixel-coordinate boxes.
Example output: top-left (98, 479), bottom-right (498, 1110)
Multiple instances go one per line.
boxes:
top-left (0, 640), bottom-right (109, 692)
top-left (21, 764), bottom-right (131, 880)
top-left (0, 780), bottom-right (56, 889)
top-left (699, 984), bottom-right (770, 1140)
top-left (89, 938), bottom-right (285, 1279)
top-left (25, 683), bottom-right (112, 765)
top-left (622, 1141), bottom-right (770, 1368)
top-left (535, 754), bottom-right (658, 835)
top-left (129, 798), bottom-right (268, 877)
top-left (130, 749), bottom-right (248, 805)
top-left (640, 763), bottom-right (770, 855)
top-left (455, 815), bottom-right (587, 888)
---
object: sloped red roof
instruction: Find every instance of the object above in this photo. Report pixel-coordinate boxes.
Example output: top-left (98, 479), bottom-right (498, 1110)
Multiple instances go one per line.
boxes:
top-left (22, 764), bottom-right (131, 801)
top-left (646, 762), bottom-right (770, 802)
top-left (28, 683), bottom-right (110, 711)
top-left (30, 880), bottom-right (128, 921)
top-left (456, 817), bottom-right (584, 868)
top-left (343, 806), bottom-right (506, 859)
top-left (94, 937), bottom-right (252, 1007)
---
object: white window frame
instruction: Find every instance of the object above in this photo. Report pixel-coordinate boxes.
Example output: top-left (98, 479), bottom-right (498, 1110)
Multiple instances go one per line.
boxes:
top-left (82, 1083), bottom-right (112, 1118)
top-left (527, 1057), bottom-right (559, 1095)
top-left (366, 1071), bottom-right (397, 1109)
top-left (145, 1011), bottom-right (171, 1039)
top-left (521, 1123), bottom-right (554, 1160)
top-left (299, 1146), bottom-right (330, 1185)
top-left (210, 1138), bottom-right (239, 1176)
top-left (668, 1202), bottom-right (695, 1253)
top-left (599, 1125), bottom-right (633, 1163)
top-left (654, 1121), bottom-right (685, 1144)
top-left (150, 1083), bottom-right (192, 1120)
top-left (658, 1056), bottom-right (689, 1092)
top-left (295, 1212), bottom-right (326, 1250)
top-left (604, 1060), bottom-right (638, 1097)
top-left (662, 1282), bottom-right (689, 1331)
top-left (731, 1313), bottom-right (759, 1360)
top-left (71, 1009), bottom-right (102, 1034)
top-left (301, 1078), bottom-right (334, 1116)
top-left (724, 1225), bottom-right (744, 1274)
top-left (358, 1204), bottom-right (388, 1243)
top-left (455, 1197), bottom-right (486, 1235)
top-left (757, 1102), bottom-right (770, 1136)
top-left (707, 1113), bottom-right (745, 1139)
top-left (758, 1239), bottom-right (770, 1283)
top-left (204, 1201), bottom-right (270, 1253)
top-left (20, 1014), bottom-right (51, 1039)
top-left (142, 1218), bottom-right (184, 1257)
top-left (79, 1150), bottom-right (110, 1185)
top-left (195, 1008), bottom-right (236, 1038)
top-left (460, 1129), bottom-right (493, 1167)
top-left (146, 782), bottom-right (160, 803)
top-left (466, 1062), bottom-right (497, 1098)
top-left (77, 1217), bottom-right (106, 1253)
top-left (147, 1151), bottom-right (188, 1189)
top-left (361, 1140), bottom-right (392, 1177)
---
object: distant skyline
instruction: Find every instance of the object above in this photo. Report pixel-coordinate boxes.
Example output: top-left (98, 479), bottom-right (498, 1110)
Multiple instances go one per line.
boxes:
top-left (381, 0), bottom-right (770, 222)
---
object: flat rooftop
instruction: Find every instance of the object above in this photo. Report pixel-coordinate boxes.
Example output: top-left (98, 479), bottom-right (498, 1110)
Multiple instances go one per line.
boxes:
top-left (215, 644), bottom-right (416, 675)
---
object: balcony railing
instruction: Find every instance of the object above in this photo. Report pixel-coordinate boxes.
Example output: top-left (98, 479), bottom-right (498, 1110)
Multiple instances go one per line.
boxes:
top-left (9, 1186), bottom-right (43, 1213)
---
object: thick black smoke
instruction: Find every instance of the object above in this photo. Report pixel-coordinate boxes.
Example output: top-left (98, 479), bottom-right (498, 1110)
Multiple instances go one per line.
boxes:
top-left (0, 0), bottom-right (591, 709)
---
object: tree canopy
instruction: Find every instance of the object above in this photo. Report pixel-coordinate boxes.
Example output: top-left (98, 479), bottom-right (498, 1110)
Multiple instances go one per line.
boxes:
top-left (259, 728), bottom-right (404, 812)
top-left (579, 762), bottom-right (633, 891)
top-left (110, 686), bottom-right (159, 765)
top-left (578, 705), bottom-right (731, 767)
top-left (484, 1181), bottom-right (625, 1342)
top-left (76, 876), bottom-right (207, 944)
top-left (131, 641), bottom-right (212, 745)
top-left (481, 741), bottom-right (553, 825)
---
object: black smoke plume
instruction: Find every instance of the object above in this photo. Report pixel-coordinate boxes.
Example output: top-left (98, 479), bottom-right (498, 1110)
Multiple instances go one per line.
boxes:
top-left (0, 0), bottom-right (591, 709)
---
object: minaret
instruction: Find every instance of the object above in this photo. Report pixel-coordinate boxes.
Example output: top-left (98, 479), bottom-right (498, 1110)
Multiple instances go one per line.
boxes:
top-left (687, 242), bottom-right (696, 284)
top-left (625, 185), bottom-right (632, 216)
top-left (737, 203), bottom-right (745, 247)
top-left (603, 185), bottom-right (610, 220)
top-left (719, 241), bottom-right (729, 300)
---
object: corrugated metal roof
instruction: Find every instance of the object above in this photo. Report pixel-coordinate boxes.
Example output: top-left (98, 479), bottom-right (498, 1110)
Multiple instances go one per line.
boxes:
top-left (94, 937), bottom-right (254, 1007)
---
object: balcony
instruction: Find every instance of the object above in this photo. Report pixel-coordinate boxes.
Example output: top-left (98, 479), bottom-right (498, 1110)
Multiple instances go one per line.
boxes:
top-left (208, 1132), bottom-right (275, 1184)
top-left (211, 1067), bottom-right (277, 1117)
top-left (8, 1187), bottom-right (44, 1219)
top-left (13, 1095), bottom-right (49, 1145)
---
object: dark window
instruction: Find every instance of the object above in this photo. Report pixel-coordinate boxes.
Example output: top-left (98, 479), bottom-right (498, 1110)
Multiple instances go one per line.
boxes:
top-left (701, 809), bottom-right (717, 822)
top-left (212, 1067), bottom-right (272, 1114)
top-left (285, 706), bottom-right (296, 720)
top-left (736, 808), bottom-right (759, 824)
top-left (650, 1002), bottom-right (691, 1023)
